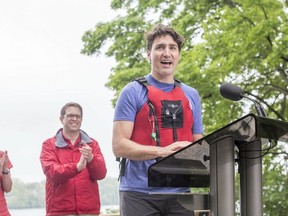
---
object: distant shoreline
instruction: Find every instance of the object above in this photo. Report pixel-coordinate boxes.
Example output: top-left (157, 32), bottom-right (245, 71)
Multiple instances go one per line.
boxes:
top-left (9, 205), bottom-right (120, 215)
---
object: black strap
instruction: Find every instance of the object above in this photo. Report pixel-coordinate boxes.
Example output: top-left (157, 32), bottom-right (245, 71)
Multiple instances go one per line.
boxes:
top-left (134, 76), bottom-right (181, 87)
top-left (118, 158), bottom-right (126, 180)
top-left (134, 76), bottom-right (150, 86)
top-left (174, 78), bottom-right (181, 86)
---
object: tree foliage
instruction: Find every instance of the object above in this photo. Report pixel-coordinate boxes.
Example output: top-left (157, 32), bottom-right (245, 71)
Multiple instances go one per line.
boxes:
top-left (81, 0), bottom-right (288, 215)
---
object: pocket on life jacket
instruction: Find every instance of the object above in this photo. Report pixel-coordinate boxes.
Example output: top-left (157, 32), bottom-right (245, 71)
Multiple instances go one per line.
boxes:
top-left (161, 100), bottom-right (183, 128)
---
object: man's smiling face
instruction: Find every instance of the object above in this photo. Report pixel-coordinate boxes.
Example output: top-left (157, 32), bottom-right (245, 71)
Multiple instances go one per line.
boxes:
top-left (60, 106), bottom-right (82, 133)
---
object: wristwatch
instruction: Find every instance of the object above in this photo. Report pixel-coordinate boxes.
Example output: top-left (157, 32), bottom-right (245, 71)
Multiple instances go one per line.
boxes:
top-left (2, 169), bottom-right (10, 174)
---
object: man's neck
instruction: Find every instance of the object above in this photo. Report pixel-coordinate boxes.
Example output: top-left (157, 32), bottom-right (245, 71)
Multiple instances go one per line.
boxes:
top-left (150, 72), bottom-right (174, 84)
top-left (62, 130), bottom-right (80, 145)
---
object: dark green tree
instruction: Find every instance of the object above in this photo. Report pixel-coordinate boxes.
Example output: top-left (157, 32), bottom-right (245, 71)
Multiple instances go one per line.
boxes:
top-left (81, 0), bottom-right (288, 215)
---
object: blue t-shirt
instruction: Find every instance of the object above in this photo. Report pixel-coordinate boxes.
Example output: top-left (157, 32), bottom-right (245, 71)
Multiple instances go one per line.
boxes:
top-left (114, 74), bottom-right (203, 193)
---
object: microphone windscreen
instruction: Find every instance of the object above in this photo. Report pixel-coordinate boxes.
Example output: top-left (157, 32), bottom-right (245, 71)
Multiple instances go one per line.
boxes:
top-left (220, 83), bottom-right (244, 101)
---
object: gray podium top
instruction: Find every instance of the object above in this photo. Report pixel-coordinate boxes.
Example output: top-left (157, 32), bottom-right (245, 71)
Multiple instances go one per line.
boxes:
top-left (148, 113), bottom-right (288, 188)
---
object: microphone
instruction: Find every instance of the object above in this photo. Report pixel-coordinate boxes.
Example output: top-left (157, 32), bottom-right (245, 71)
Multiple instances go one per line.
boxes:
top-left (220, 83), bottom-right (267, 117)
top-left (221, 83), bottom-right (277, 158)
top-left (220, 83), bottom-right (244, 101)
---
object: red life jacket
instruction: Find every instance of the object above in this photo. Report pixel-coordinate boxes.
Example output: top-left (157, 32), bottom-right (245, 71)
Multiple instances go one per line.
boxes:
top-left (130, 77), bottom-right (194, 147)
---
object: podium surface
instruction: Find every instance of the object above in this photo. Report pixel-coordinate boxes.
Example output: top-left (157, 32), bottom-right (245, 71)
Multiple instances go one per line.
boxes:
top-left (148, 113), bottom-right (288, 187)
top-left (148, 113), bottom-right (288, 216)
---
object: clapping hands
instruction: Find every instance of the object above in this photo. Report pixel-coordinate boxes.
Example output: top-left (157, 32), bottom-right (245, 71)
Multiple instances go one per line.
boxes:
top-left (77, 141), bottom-right (94, 172)
top-left (79, 141), bottom-right (93, 163)
top-left (0, 151), bottom-right (8, 173)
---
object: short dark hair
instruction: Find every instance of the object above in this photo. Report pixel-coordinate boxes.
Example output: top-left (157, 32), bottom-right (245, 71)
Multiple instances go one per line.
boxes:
top-left (60, 102), bottom-right (83, 117)
top-left (145, 24), bottom-right (185, 52)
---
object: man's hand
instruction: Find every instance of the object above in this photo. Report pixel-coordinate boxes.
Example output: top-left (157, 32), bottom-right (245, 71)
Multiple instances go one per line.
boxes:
top-left (0, 151), bottom-right (9, 173)
top-left (159, 141), bottom-right (192, 158)
top-left (79, 140), bottom-right (94, 163)
top-left (77, 154), bottom-right (87, 172)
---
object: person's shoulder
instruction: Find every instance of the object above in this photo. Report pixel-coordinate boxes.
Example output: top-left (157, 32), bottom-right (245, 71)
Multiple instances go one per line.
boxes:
top-left (88, 138), bottom-right (100, 146)
top-left (178, 81), bottom-right (199, 94)
top-left (120, 77), bottom-right (147, 96)
top-left (128, 78), bottom-right (146, 88)
top-left (42, 136), bottom-right (56, 145)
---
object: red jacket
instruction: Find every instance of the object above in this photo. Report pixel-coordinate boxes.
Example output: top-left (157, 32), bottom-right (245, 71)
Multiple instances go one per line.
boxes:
top-left (40, 129), bottom-right (107, 216)
top-left (0, 151), bottom-right (13, 216)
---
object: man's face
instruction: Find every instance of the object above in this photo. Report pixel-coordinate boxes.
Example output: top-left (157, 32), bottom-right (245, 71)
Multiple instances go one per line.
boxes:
top-left (147, 35), bottom-right (181, 81)
top-left (60, 106), bottom-right (82, 133)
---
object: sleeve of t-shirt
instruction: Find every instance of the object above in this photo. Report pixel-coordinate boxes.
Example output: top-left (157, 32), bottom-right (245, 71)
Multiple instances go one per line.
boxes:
top-left (113, 81), bottom-right (146, 122)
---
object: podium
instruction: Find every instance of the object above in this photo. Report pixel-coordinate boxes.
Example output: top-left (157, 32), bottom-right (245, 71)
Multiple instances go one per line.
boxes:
top-left (148, 113), bottom-right (288, 216)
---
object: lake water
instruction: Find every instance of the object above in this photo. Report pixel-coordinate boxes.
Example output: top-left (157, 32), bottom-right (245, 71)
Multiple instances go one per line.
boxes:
top-left (9, 208), bottom-right (45, 216)
top-left (9, 206), bottom-right (119, 216)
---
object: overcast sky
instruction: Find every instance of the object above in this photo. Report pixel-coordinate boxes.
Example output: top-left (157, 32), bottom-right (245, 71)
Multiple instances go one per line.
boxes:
top-left (0, 0), bottom-right (119, 182)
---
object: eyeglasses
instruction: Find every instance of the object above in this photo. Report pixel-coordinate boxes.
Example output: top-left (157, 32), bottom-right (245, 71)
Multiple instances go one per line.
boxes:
top-left (65, 114), bottom-right (82, 120)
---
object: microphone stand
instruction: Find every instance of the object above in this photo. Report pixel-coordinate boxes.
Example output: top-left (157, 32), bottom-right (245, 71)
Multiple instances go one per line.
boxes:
top-left (239, 94), bottom-right (272, 216)
top-left (242, 95), bottom-right (267, 117)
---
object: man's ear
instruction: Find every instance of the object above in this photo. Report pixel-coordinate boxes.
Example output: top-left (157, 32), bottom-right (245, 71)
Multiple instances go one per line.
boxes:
top-left (147, 51), bottom-right (151, 63)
